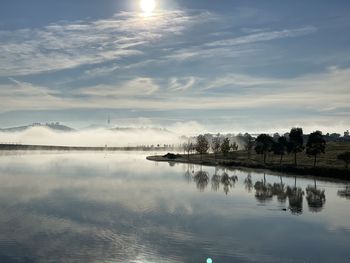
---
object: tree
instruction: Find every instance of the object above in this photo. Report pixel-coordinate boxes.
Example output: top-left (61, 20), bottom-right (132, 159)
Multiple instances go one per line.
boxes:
top-left (195, 135), bottom-right (209, 161)
top-left (306, 131), bottom-right (326, 167)
top-left (243, 133), bottom-right (255, 160)
top-left (337, 152), bottom-right (350, 169)
top-left (230, 141), bottom-right (239, 152)
top-left (273, 136), bottom-right (288, 165)
top-left (288, 127), bottom-right (304, 166)
top-left (211, 135), bottom-right (221, 159)
top-left (255, 134), bottom-right (274, 164)
top-left (220, 138), bottom-right (231, 157)
top-left (183, 140), bottom-right (193, 160)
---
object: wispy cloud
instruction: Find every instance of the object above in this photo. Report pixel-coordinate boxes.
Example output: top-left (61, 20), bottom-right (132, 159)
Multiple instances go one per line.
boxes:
top-left (79, 78), bottom-right (159, 97)
top-left (205, 26), bottom-right (317, 47)
top-left (203, 74), bottom-right (277, 90)
top-left (165, 26), bottom-right (316, 62)
top-left (0, 10), bottom-right (213, 77)
top-left (168, 77), bottom-right (197, 91)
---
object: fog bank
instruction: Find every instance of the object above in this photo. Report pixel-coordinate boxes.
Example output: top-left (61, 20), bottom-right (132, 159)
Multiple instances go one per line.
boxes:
top-left (0, 125), bottom-right (198, 147)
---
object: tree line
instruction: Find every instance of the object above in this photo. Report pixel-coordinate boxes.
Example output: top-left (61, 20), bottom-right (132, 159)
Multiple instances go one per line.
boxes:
top-left (183, 128), bottom-right (350, 169)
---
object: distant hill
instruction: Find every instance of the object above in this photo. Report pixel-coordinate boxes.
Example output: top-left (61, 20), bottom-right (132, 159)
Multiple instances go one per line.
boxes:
top-left (0, 123), bottom-right (171, 134)
top-left (0, 123), bottom-right (75, 132)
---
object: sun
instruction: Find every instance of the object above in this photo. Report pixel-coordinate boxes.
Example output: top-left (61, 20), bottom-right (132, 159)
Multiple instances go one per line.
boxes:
top-left (140, 0), bottom-right (156, 14)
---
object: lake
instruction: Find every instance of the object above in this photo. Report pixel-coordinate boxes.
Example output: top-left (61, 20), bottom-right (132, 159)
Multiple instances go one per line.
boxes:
top-left (0, 151), bottom-right (349, 263)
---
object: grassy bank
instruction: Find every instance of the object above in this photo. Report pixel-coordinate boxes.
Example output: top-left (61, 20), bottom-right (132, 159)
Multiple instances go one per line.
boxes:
top-left (147, 142), bottom-right (350, 181)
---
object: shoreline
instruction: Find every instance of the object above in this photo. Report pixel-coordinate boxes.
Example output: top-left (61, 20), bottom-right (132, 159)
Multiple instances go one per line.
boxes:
top-left (146, 153), bottom-right (350, 181)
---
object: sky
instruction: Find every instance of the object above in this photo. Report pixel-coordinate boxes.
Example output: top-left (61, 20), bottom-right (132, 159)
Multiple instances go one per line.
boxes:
top-left (0, 0), bottom-right (350, 134)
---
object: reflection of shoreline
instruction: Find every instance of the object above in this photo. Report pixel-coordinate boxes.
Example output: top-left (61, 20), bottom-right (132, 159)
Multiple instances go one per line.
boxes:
top-left (183, 164), bottom-right (328, 215)
top-left (147, 154), bottom-right (350, 181)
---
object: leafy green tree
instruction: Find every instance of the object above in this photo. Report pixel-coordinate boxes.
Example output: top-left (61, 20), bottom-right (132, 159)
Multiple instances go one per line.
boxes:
top-left (306, 131), bottom-right (326, 167)
top-left (220, 138), bottom-right (231, 157)
top-left (273, 136), bottom-right (288, 165)
top-left (288, 128), bottom-right (304, 166)
top-left (337, 152), bottom-right (350, 169)
top-left (255, 134), bottom-right (274, 164)
top-left (195, 135), bottom-right (209, 161)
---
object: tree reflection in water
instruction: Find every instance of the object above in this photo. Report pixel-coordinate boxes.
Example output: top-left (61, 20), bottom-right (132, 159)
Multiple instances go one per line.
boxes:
top-left (211, 167), bottom-right (221, 192)
top-left (181, 166), bottom-right (332, 215)
top-left (254, 173), bottom-right (273, 203)
top-left (337, 185), bottom-right (350, 199)
top-left (286, 187), bottom-right (304, 214)
top-left (244, 173), bottom-right (253, 193)
top-left (306, 179), bottom-right (326, 212)
top-left (286, 176), bottom-right (304, 215)
top-left (272, 176), bottom-right (287, 203)
top-left (184, 164), bottom-right (194, 184)
top-left (193, 168), bottom-right (210, 192)
top-left (221, 171), bottom-right (238, 195)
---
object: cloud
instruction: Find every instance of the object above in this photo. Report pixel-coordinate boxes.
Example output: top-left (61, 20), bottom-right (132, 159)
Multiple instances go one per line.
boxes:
top-left (168, 77), bottom-right (197, 91)
top-left (1, 67), bottom-right (350, 115)
top-left (165, 26), bottom-right (316, 62)
top-left (205, 26), bottom-right (317, 47)
top-left (203, 74), bottom-right (277, 90)
top-left (0, 10), bottom-right (213, 77)
top-left (79, 78), bottom-right (159, 97)
top-left (165, 46), bottom-right (256, 61)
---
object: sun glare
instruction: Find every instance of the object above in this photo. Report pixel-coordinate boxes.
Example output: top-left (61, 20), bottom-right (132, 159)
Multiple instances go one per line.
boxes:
top-left (140, 0), bottom-right (156, 15)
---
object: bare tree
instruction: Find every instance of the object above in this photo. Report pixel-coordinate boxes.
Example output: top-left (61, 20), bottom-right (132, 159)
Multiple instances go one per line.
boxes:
top-left (183, 140), bottom-right (193, 160)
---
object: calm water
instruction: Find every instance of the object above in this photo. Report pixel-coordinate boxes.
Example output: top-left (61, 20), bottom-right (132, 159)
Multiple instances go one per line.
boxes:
top-left (0, 152), bottom-right (349, 263)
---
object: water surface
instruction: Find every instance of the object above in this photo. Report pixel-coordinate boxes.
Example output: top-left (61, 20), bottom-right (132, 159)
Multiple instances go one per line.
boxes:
top-left (0, 152), bottom-right (349, 263)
